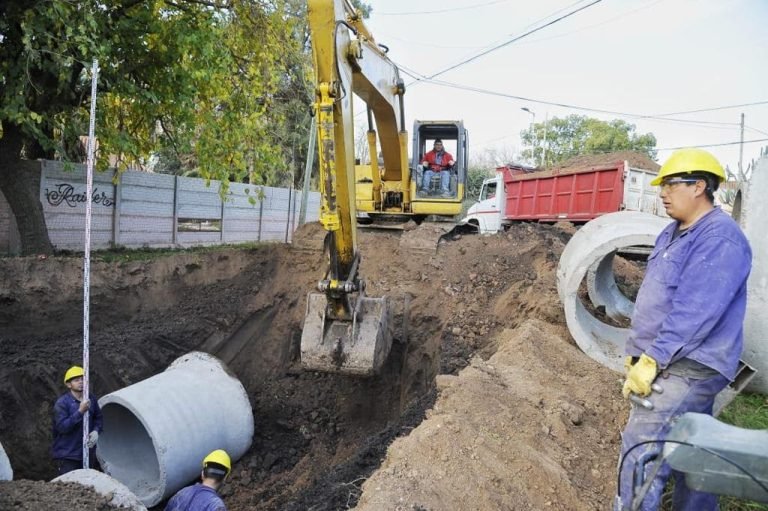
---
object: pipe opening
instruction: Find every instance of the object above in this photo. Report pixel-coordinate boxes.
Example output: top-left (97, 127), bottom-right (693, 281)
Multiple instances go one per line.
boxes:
top-left (99, 402), bottom-right (161, 503)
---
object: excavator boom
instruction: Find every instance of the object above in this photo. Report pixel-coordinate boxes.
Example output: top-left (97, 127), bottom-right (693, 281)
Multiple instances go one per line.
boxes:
top-left (300, 0), bottom-right (393, 376)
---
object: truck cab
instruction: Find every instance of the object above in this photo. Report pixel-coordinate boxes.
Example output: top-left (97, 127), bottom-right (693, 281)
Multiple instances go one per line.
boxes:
top-left (462, 174), bottom-right (504, 234)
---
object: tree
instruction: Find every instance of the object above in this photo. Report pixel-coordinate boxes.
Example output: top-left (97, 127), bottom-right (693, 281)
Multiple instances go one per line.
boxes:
top-left (0, 0), bottom-right (309, 254)
top-left (521, 115), bottom-right (657, 167)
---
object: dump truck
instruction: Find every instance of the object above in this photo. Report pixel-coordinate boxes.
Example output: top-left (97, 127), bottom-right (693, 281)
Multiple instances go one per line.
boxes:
top-left (461, 161), bottom-right (666, 233)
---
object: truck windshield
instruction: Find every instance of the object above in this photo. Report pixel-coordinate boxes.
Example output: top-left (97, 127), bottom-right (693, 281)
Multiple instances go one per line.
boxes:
top-left (480, 182), bottom-right (497, 201)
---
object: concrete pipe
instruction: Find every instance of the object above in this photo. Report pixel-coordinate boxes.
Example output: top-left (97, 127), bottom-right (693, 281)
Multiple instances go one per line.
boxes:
top-left (739, 156), bottom-right (768, 392)
top-left (97, 352), bottom-right (253, 507)
top-left (53, 469), bottom-right (147, 511)
top-left (0, 440), bottom-right (12, 481)
top-left (587, 252), bottom-right (636, 322)
top-left (556, 211), bottom-right (670, 371)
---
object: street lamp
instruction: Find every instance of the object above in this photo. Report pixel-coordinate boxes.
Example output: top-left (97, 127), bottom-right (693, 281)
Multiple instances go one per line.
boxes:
top-left (521, 107), bottom-right (536, 166)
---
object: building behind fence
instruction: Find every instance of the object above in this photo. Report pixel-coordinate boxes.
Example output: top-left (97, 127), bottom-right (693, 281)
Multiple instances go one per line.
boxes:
top-left (0, 160), bottom-right (320, 254)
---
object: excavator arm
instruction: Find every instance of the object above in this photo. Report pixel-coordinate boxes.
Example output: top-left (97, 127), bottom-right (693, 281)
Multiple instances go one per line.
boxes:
top-left (300, 0), bottom-right (403, 376)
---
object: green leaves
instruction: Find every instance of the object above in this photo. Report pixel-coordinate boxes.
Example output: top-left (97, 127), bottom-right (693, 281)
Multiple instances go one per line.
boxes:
top-left (521, 115), bottom-right (658, 167)
top-left (2, 0), bottom-right (313, 189)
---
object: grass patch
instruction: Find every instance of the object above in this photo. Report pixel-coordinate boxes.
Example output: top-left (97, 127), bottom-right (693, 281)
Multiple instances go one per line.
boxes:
top-left (719, 393), bottom-right (768, 430)
top-left (54, 242), bottom-right (266, 263)
top-left (718, 393), bottom-right (768, 510)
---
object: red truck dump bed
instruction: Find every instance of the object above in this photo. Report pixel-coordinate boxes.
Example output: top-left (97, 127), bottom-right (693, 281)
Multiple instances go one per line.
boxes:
top-left (502, 163), bottom-right (656, 222)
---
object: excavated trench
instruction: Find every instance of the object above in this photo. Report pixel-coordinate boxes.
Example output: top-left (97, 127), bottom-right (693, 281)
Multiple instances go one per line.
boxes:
top-left (0, 222), bottom-right (603, 510)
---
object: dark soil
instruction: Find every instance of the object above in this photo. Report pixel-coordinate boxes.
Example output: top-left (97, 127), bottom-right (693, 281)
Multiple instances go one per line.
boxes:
top-left (0, 222), bottom-right (617, 510)
top-left (0, 480), bottom-right (119, 510)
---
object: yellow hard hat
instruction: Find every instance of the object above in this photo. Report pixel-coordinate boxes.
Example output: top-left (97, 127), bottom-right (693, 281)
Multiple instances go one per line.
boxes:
top-left (651, 148), bottom-right (726, 186)
top-left (202, 449), bottom-right (231, 474)
top-left (64, 366), bottom-right (84, 384)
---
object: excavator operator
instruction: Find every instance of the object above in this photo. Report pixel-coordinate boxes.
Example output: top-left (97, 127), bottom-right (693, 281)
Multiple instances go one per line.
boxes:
top-left (418, 139), bottom-right (455, 198)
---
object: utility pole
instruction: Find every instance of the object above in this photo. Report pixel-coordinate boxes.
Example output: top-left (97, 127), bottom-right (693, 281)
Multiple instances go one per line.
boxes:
top-left (298, 117), bottom-right (317, 226)
top-left (739, 112), bottom-right (745, 174)
top-left (521, 107), bottom-right (536, 166)
top-left (542, 113), bottom-right (548, 168)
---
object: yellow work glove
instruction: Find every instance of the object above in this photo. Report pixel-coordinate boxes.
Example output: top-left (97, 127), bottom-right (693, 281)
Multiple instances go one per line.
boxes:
top-left (622, 354), bottom-right (658, 399)
top-left (623, 356), bottom-right (634, 375)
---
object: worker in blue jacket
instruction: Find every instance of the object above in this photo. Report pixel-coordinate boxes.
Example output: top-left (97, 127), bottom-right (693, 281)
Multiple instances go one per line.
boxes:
top-left (165, 450), bottom-right (231, 511)
top-left (616, 148), bottom-right (752, 511)
top-left (51, 365), bottom-right (103, 475)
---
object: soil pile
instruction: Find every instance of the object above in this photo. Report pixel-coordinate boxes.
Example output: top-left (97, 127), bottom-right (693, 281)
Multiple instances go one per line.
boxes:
top-left (0, 222), bottom-right (629, 510)
top-left (551, 151), bottom-right (660, 172)
top-left (0, 480), bottom-right (119, 510)
top-left (356, 320), bottom-right (624, 511)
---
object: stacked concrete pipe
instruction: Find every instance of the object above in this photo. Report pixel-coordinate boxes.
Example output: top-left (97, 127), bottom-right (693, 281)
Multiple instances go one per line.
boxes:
top-left (0, 440), bottom-right (12, 481)
top-left (97, 352), bottom-right (253, 507)
top-left (738, 156), bottom-right (768, 393)
top-left (556, 211), bottom-right (670, 372)
top-left (557, 205), bottom-right (764, 409)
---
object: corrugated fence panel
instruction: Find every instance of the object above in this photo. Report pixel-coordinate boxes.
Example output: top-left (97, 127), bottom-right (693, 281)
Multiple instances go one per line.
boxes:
top-left (177, 231), bottom-right (222, 245)
top-left (39, 161), bottom-right (116, 250)
top-left (119, 170), bottom-right (176, 245)
top-left (1, 160), bottom-right (322, 253)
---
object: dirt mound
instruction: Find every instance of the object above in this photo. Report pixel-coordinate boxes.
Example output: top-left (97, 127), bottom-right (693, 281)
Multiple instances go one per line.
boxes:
top-left (356, 320), bottom-right (625, 511)
top-left (0, 221), bottom-right (627, 509)
top-left (0, 480), bottom-right (119, 510)
top-left (551, 151), bottom-right (660, 172)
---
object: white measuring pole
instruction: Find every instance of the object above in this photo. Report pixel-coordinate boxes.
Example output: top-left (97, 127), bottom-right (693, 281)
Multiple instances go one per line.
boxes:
top-left (82, 59), bottom-right (99, 469)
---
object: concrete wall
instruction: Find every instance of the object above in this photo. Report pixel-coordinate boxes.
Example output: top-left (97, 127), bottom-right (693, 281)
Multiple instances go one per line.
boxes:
top-left (0, 160), bottom-right (320, 253)
top-left (0, 190), bottom-right (20, 254)
top-left (740, 156), bottom-right (768, 393)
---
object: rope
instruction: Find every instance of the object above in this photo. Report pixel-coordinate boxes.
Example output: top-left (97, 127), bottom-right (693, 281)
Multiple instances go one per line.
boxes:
top-left (82, 59), bottom-right (99, 469)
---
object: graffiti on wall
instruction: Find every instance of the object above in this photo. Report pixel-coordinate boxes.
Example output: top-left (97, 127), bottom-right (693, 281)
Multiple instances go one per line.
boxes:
top-left (45, 183), bottom-right (114, 208)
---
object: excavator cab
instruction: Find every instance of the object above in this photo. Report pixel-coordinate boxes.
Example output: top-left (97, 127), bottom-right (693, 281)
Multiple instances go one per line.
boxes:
top-left (411, 121), bottom-right (468, 206)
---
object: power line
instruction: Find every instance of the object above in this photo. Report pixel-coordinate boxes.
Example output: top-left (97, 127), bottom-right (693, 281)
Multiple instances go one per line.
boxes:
top-left (377, 1), bottom-right (590, 60)
top-left (745, 125), bottom-right (768, 137)
top-left (397, 68), bottom-right (742, 129)
top-left (411, 0), bottom-right (604, 83)
top-left (648, 101), bottom-right (768, 118)
top-left (506, 0), bottom-right (666, 47)
top-left (377, 0), bottom-right (511, 16)
top-left (657, 138), bottom-right (768, 151)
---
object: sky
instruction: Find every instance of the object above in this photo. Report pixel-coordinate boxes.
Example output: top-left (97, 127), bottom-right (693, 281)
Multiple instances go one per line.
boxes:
top-left (354, 0), bottom-right (768, 172)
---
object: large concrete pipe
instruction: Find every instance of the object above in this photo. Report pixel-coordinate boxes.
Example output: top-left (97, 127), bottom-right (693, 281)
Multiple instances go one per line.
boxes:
top-left (97, 352), bottom-right (253, 507)
top-left (53, 469), bottom-right (147, 511)
top-left (739, 156), bottom-right (768, 392)
top-left (556, 211), bottom-right (671, 372)
top-left (0, 440), bottom-right (12, 481)
top-left (558, 210), bottom-right (757, 412)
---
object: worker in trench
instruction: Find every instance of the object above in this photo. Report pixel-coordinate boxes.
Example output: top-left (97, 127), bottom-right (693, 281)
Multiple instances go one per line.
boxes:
top-left (616, 148), bottom-right (752, 510)
top-left (51, 366), bottom-right (103, 475)
top-left (165, 449), bottom-right (231, 511)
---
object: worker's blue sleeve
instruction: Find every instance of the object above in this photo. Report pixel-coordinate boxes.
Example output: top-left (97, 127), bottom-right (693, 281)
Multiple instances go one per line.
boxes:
top-left (645, 234), bottom-right (751, 372)
top-left (54, 395), bottom-right (83, 434)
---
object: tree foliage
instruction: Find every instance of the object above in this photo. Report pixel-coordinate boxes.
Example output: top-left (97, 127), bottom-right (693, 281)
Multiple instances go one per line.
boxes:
top-left (0, 0), bottom-right (316, 253)
top-left (1, 0), bottom-right (313, 175)
top-left (521, 115), bottom-right (657, 167)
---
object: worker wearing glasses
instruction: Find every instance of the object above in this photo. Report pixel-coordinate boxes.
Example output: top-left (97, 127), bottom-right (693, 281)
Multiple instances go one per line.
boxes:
top-left (616, 148), bottom-right (752, 511)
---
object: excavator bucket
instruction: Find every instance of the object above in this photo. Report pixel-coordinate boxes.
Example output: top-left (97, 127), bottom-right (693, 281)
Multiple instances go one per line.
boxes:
top-left (300, 292), bottom-right (392, 377)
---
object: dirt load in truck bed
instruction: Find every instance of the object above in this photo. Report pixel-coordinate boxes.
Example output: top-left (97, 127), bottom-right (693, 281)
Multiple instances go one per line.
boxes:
top-left (0, 222), bottom-right (629, 510)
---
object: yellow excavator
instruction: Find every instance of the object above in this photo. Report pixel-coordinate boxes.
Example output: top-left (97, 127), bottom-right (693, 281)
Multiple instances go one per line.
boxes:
top-left (300, 0), bottom-right (466, 376)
